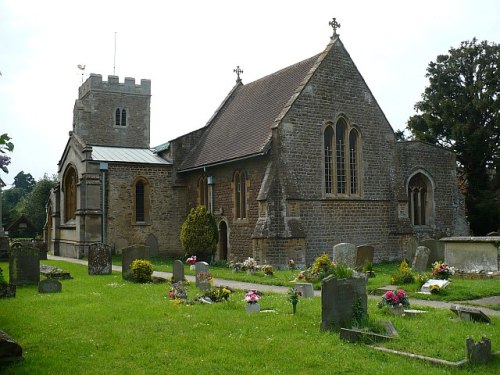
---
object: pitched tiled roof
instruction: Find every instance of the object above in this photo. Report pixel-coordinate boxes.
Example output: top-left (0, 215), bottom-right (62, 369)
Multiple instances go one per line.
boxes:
top-left (178, 53), bottom-right (321, 171)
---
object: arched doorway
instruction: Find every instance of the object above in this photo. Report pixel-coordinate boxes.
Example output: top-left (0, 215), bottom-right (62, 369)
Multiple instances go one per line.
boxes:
top-left (219, 221), bottom-right (228, 260)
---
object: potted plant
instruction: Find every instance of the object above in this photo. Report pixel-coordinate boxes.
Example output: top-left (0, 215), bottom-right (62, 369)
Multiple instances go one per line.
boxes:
top-left (288, 287), bottom-right (301, 314)
top-left (244, 289), bottom-right (261, 313)
top-left (377, 289), bottom-right (410, 315)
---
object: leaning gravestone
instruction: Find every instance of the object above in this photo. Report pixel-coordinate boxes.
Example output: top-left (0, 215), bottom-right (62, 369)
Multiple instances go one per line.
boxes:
top-left (195, 261), bottom-right (209, 288)
top-left (9, 245), bottom-right (40, 286)
top-left (411, 246), bottom-right (430, 272)
top-left (355, 245), bottom-right (374, 270)
top-left (38, 277), bottom-right (62, 293)
top-left (402, 236), bottom-right (418, 263)
top-left (88, 243), bottom-right (112, 275)
top-left (145, 234), bottom-right (159, 258)
top-left (122, 245), bottom-right (150, 281)
top-left (332, 243), bottom-right (356, 268)
top-left (420, 239), bottom-right (445, 267)
top-left (450, 304), bottom-right (491, 323)
top-left (0, 330), bottom-right (23, 362)
top-left (321, 275), bottom-right (367, 331)
top-left (172, 260), bottom-right (185, 283)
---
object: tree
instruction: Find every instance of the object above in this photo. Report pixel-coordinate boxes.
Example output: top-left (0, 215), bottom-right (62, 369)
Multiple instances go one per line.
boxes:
top-left (13, 171), bottom-right (36, 194)
top-left (180, 205), bottom-right (219, 261)
top-left (407, 38), bottom-right (500, 234)
top-left (0, 133), bottom-right (14, 173)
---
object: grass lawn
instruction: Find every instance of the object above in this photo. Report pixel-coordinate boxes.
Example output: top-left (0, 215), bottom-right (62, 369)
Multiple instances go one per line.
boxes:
top-left (1, 260), bottom-right (499, 374)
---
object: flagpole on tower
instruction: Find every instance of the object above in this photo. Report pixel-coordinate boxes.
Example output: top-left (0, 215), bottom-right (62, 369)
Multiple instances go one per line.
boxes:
top-left (113, 32), bottom-right (117, 76)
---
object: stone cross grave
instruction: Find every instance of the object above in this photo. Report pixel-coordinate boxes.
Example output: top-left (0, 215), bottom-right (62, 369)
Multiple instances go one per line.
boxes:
top-left (38, 277), bottom-right (62, 293)
top-left (332, 243), bottom-right (356, 268)
top-left (321, 275), bottom-right (367, 331)
top-left (411, 246), bottom-right (430, 272)
top-left (88, 242), bottom-right (112, 275)
top-left (195, 261), bottom-right (209, 288)
top-left (172, 260), bottom-right (185, 283)
top-left (355, 244), bottom-right (374, 271)
top-left (121, 245), bottom-right (150, 280)
top-left (9, 245), bottom-right (39, 286)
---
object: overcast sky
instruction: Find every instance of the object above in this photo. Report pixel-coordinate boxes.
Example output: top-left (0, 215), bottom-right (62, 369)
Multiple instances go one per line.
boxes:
top-left (1, 0), bottom-right (499, 186)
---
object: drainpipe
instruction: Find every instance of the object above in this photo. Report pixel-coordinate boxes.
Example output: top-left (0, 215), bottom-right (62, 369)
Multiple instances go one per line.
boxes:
top-left (99, 162), bottom-right (108, 243)
top-left (207, 176), bottom-right (215, 213)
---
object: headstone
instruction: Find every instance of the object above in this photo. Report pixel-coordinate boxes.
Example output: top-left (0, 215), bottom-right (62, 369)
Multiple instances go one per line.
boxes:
top-left (145, 234), bottom-right (159, 257)
top-left (466, 337), bottom-right (492, 365)
top-left (0, 330), bottom-right (23, 362)
top-left (9, 245), bottom-right (40, 285)
top-left (320, 275), bottom-right (367, 331)
top-left (0, 236), bottom-right (9, 260)
top-left (332, 243), bottom-right (356, 268)
top-left (420, 239), bottom-right (444, 267)
top-left (38, 277), bottom-right (62, 293)
top-left (295, 283), bottom-right (314, 298)
top-left (411, 246), bottom-right (430, 272)
top-left (450, 304), bottom-right (491, 323)
top-left (355, 245), bottom-right (374, 270)
top-left (420, 278), bottom-right (450, 294)
top-left (402, 236), bottom-right (418, 263)
top-left (195, 261), bottom-right (209, 288)
top-left (172, 260), bottom-right (185, 283)
top-left (121, 245), bottom-right (150, 280)
top-left (88, 242), bottom-right (112, 275)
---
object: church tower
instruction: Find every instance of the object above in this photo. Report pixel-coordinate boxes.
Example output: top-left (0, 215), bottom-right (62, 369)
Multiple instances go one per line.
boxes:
top-left (72, 74), bottom-right (151, 148)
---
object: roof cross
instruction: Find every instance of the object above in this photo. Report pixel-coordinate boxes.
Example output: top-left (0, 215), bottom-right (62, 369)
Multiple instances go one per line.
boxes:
top-left (329, 18), bottom-right (341, 37)
top-left (233, 66), bottom-right (243, 83)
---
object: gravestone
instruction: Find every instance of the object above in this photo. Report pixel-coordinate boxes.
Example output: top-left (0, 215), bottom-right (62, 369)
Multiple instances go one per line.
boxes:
top-left (195, 261), bottom-right (209, 288)
top-left (172, 260), bottom-right (185, 283)
top-left (321, 275), bottom-right (367, 331)
top-left (466, 337), bottom-right (492, 365)
top-left (122, 245), bottom-right (150, 281)
top-left (420, 278), bottom-right (450, 294)
top-left (88, 243), bottom-right (112, 275)
top-left (9, 245), bottom-right (40, 286)
top-left (450, 305), bottom-right (491, 323)
top-left (0, 236), bottom-right (9, 260)
top-left (402, 236), bottom-right (418, 263)
top-left (0, 330), bottom-right (23, 362)
top-left (332, 243), bottom-right (356, 268)
top-left (420, 239), bottom-right (444, 267)
top-left (40, 264), bottom-right (72, 279)
top-left (355, 245), bottom-right (374, 270)
top-left (411, 246), bottom-right (430, 272)
top-left (295, 283), bottom-right (314, 298)
top-left (145, 234), bottom-right (159, 258)
top-left (38, 277), bottom-right (62, 293)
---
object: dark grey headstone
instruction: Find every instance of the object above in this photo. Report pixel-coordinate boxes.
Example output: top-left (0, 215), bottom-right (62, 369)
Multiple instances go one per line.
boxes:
top-left (195, 261), bottom-right (209, 288)
top-left (172, 260), bottom-right (185, 283)
top-left (122, 245), bottom-right (150, 280)
top-left (450, 304), bottom-right (491, 323)
top-left (145, 234), bottom-right (159, 258)
top-left (0, 330), bottom-right (23, 362)
top-left (466, 337), bottom-right (492, 365)
top-left (321, 276), bottom-right (367, 331)
top-left (9, 245), bottom-right (40, 286)
top-left (355, 245), bottom-right (374, 270)
top-left (403, 236), bottom-right (418, 262)
top-left (411, 246), bottom-right (430, 272)
top-left (88, 243), bottom-right (112, 275)
top-left (332, 243), bottom-right (356, 268)
top-left (38, 278), bottom-right (62, 293)
top-left (420, 239), bottom-right (444, 267)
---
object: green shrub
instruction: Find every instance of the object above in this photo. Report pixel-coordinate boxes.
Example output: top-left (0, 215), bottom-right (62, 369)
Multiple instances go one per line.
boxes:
top-left (331, 263), bottom-right (354, 279)
top-left (131, 259), bottom-right (153, 283)
top-left (180, 205), bottom-right (218, 260)
top-left (390, 260), bottom-right (415, 285)
top-left (311, 253), bottom-right (333, 275)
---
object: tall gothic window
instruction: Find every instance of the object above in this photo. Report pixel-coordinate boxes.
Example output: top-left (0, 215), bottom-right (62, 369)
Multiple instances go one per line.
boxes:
top-left (115, 108), bottom-right (127, 126)
top-left (323, 118), bottom-right (361, 196)
top-left (63, 165), bottom-right (77, 222)
top-left (115, 108), bottom-right (121, 126)
top-left (134, 177), bottom-right (150, 223)
top-left (234, 170), bottom-right (247, 219)
top-left (408, 173), bottom-right (432, 225)
top-left (198, 176), bottom-right (208, 207)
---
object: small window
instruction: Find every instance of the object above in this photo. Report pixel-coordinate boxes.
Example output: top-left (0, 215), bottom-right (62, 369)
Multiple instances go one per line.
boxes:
top-left (234, 170), bottom-right (247, 219)
top-left (63, 165), bottom-right (78, 222)
top-left (198, 176), bottom-right (208, 207)
top-left (349, 129), bottom-right (359, 194)
top-left (115, 109), bottom-right (121, 126)
top-left (133, 177), bottom-right (150, 223)
top-left (115, 108), bottom-right (127, 127)
top-left (121, 109), bottom-right (127, 126)
top-left (324, 125), bottom-right (334, 194)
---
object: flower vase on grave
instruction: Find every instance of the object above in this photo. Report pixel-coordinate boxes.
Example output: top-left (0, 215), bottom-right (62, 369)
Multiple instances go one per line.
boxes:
top-left (388, 305), bottom-right (405, 316)
top-left (246, 303), bottom-right (260, 313)
top-left (292, 302), bottom-right (297, 315)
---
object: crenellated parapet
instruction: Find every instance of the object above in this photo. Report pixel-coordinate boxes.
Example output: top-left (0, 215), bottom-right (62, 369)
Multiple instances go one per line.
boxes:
top-left (79, 74), bottom-right (151, 99)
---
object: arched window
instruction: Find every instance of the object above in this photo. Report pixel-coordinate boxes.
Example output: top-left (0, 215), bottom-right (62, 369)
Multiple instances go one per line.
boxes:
top-left (234, 170), bottom-right (247, 219)
top-left (121, 109), bottom-right (127, 126)
top-left (115, 108), bottom-right (127, 127)
top-left (198, 176), bottom-right (208, 207)
top-left (133, 177), bottom-right (150, 223)
top-left (115, 108), bottom-right (121, 126)
top-left (349, 128), bottom-right (359, 195)
top-left (408, 173), bottom-right (433, 225)
top-left (324, 125), bottom-right (334, 194)
top-left (63, 165), bottom-right (78, 222)
top-left (336, 119), bottom-right (347, 194)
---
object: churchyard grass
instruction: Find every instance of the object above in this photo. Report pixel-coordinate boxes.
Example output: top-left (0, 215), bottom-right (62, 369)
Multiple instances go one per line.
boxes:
top-left (1, 260), bottom-right (500, 374)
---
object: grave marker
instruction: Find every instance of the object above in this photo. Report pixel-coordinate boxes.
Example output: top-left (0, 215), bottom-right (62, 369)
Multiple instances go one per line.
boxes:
top-left (9, 245), bottom-right (39, 286)
top-left (402, 236), bottom-right (418, 263)
top-left (450, 305), bottom-right (491, 323)
top-left (355, 245), bottom-right (374, 270)
top-left (122, 245), bottom-right (150, 280)
top-left (88, 243), bottom-right (112, 275)
top-left (172, 260), bottom-right (185, 283)
top-left (195, 261), bottom-right (209, 288)
top-left (38, 278), bottom-right (62, 293)
top-left (420, 239), bottom-right (444, 267)
top-left (411, 246), bottom-right (430, 272)
top-left (332, 243), bottom-right (356, 268)
top-left (295, 283), bottom-right (314, 298)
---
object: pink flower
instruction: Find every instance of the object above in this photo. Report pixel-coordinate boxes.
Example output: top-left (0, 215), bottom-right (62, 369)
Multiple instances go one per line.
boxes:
top-left (396, 289), bottom-right (406, 299)
top-left (384, 291), bottom-right (395, 301)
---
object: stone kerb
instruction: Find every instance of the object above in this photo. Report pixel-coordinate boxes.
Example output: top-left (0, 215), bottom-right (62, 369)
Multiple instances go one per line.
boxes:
top-left (88, 243), bottom-right (112, 275)
top-left (9, 245), bottom-right (40, 286)
top-left (122, 245), bottom-right (150, 280)
top-left (332, 243), bottom-right (356, 268)
top-left (321, 275), bottom-right (367, 331)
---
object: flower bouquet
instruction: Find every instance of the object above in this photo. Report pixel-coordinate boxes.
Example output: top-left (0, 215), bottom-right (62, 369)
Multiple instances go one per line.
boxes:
top-left (432, 261), bottom-right (454, 280)
top-left (186, 255), bottom-right (197, 270)
top-left (378, 289), bottom-right (410, 315)
top-left (245, 289), bottom-right (261, 313)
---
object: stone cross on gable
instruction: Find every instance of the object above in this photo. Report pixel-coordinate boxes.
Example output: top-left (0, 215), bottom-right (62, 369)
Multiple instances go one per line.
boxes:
top-left (233, 66), bottom-right (243, 83)
top-left (329, 18), bottom-right (341, 37)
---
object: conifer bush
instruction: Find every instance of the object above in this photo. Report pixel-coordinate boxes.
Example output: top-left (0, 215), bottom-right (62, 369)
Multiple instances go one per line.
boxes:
top-left (130, 259), bottom-right (153, 283)
top-left (180, 205), bottom-right (218, 261)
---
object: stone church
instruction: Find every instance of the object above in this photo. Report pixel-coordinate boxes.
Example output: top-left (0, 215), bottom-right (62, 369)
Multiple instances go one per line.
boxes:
top-left (46, 25), bottom-right (468, 265)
